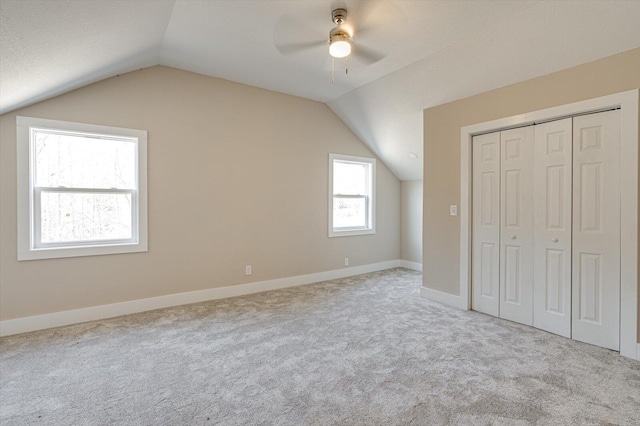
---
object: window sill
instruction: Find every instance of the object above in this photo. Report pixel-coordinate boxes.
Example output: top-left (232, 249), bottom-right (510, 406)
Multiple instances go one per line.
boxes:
top-left (18, 242), bottom-right (148, 261)
top-left (328, 228), bottom-right (375, 238)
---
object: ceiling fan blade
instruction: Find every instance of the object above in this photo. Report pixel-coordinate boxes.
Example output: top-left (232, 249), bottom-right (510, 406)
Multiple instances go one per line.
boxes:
top-left (351, 42), bottom-right (386, 65)
top-left (274, 15), bottom-right (326, 57)
top-left (275, 40), bottom-right (326, 56)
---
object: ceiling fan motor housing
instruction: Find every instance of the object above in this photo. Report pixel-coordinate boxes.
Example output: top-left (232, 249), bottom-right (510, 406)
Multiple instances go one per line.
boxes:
top-left (329, 7), bottom-right (350, 45)
top-left (329, 27), bottom-right (350, 43)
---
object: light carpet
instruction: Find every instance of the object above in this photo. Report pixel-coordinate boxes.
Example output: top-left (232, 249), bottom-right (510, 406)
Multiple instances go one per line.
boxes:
top-left (1, 268), bottom-right (639, 425)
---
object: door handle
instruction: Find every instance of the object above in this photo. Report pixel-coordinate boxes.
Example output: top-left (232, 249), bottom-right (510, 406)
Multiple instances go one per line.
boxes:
top-left (510, 235), bottom-right (516, 240)
top-left (552, 237), bottom-right (559, 243)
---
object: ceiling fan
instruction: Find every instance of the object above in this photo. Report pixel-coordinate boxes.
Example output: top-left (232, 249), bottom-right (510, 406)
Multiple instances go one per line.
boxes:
top-left (274, 7), bottom-right (388, 71)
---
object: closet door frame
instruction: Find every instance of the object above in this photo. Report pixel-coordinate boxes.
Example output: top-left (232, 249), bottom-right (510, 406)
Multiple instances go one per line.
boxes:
top-left (458, 89), bottom-right (639, 360)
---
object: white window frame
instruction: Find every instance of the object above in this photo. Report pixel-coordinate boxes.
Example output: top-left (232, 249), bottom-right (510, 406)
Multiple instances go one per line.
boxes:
top-left (17, 116), bottom-right (148, 260)
top-left (328, 153), bottom-right (376, 237)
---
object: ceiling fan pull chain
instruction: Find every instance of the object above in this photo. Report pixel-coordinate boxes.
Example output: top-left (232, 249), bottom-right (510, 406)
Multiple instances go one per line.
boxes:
top-left (345, 56), bottom-right (348, 75)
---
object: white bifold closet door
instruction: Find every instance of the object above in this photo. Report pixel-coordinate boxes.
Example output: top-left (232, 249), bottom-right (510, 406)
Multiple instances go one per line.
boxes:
top-left (471, 128), bottom-right (536, 325)
top-left (472, 132), bottom-right (501, 317)
top-left (499, 127), bottom-right (534, 326)
top-left (533, 118), bottom-right (573, 338)
top-left (572, 110), bottom-right (620, 351)
top-left (471, 109), bottom-right (621, 351)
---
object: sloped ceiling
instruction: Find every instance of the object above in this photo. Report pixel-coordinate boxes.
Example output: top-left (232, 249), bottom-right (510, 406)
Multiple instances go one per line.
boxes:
top-left (2, 0), bottom-right (639, 180)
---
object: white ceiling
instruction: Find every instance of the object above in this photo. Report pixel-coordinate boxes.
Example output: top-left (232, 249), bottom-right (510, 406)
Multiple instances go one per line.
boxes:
top-left (2, 0), bottom-right (639, 180)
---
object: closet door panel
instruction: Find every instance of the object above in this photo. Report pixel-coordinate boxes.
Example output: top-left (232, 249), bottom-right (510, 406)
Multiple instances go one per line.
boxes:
top-left (499, 127), bottom-right (534, 326)
top-left (472, 132), bottom-right (500, 317)
top-left (572, 110), bottom-right (621, 350)
top-left (533, 118), bottom-right (572, 337)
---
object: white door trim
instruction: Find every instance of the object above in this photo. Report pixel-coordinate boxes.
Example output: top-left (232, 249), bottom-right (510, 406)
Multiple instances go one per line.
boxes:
top-left (459, 89), bottom-right (639, 359)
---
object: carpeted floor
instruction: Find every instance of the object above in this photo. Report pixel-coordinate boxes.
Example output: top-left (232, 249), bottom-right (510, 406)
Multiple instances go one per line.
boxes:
top-left (1, 268), bottom-right (639, 425)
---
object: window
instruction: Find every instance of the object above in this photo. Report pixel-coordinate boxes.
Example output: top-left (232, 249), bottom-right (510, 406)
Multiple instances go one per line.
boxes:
top-left (17, 116), bottom-right (148, 260)
top-left (329, 153), bottom-right (375, 237)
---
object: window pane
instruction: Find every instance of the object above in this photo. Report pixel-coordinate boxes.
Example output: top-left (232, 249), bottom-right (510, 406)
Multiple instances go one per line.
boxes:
top-left (40, 192), bottom-right (132, 243)
top-left (333, 197), bottom-right (367, 228)
top-left (333, 161), bottom-right (367, 195)
top-left (34, 130), bottom-right (136, 189)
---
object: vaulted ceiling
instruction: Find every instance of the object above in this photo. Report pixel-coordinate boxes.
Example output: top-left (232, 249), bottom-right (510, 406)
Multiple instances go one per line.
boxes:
top-left (2, 0), bottom-right (639, 180)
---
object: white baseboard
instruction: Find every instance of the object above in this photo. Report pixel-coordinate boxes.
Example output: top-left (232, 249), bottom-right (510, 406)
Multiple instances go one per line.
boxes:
top-left (420, 286), bottom-right (464, 309)
top-left (0, 260), bottom-right (403, 337)
top-left (398, 260), bottom-right (422, 271)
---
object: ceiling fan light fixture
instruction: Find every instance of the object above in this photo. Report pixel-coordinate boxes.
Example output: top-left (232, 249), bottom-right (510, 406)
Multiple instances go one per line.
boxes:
top-left (329, 32), bottom-right (351, 58)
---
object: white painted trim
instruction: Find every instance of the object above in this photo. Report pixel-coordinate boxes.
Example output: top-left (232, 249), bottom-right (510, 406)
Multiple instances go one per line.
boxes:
top-left (398, 260), bottom-right (422, 271)
top-left (459, 120), bottom-right (472, 311)
top-left (459, 90), bottom-right (639, 360)
top-left (618, 90), bottom-right (639, 360)
top-left (328, 153), bottom-right (376, 238)
top-left (420, 286), bottom-right (464, 309)
top-left (0, 260), bottom-right (403, 337)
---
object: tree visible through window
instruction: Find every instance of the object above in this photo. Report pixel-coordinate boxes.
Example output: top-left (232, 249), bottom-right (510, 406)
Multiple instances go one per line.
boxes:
top-left (35, 130), bottom-right (136, 244)
top-left (329, 154), bottom-right (375, 237)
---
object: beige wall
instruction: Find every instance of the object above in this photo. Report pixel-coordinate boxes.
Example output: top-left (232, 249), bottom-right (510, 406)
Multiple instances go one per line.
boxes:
top-left (400, 180), bottom-right (422, 264)
top-left (0, 66), bottom-right (400, 321)
top-left (423, 47), bottom-right (640, 341)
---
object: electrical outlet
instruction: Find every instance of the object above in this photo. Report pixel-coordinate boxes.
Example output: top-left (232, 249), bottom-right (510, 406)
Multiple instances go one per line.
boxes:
top-left (344, 258), bottom-right (349, 266)
top-left (245, 265), bottom-right (252, 275)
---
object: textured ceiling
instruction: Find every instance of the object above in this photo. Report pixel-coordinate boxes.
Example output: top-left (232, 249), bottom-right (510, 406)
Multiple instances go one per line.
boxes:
top-left (2, 0), bottom-right (640, 180)
top-left (0, 0), bottom-right (175, 113)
